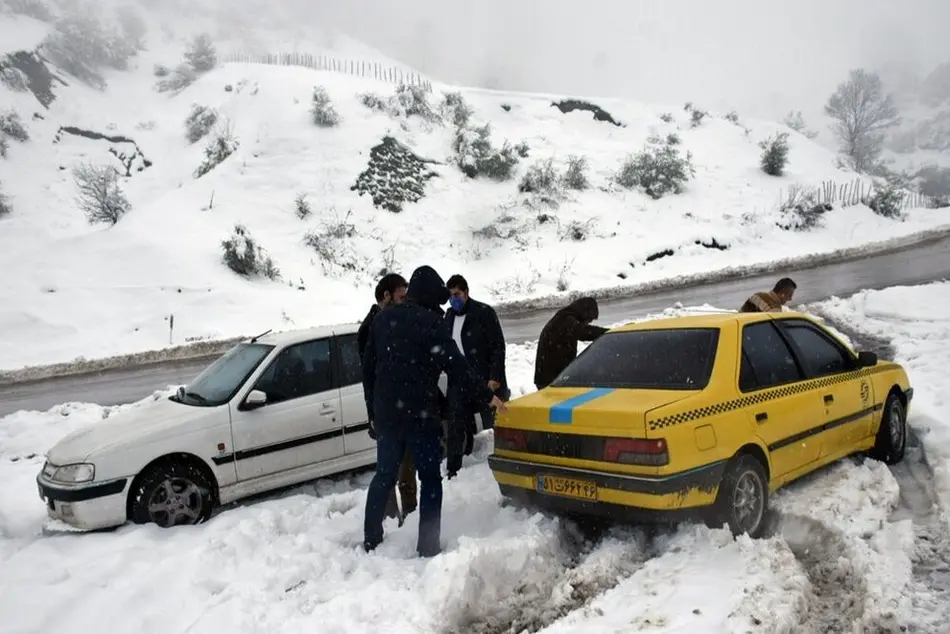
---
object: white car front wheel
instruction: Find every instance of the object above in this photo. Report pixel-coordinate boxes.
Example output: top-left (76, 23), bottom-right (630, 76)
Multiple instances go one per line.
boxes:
top-left (129, 460), bottom-right (215, 528)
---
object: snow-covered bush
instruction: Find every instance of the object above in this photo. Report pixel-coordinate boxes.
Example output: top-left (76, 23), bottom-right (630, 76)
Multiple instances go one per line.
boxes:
top-left (115, 5), bottom-right (147, 50)
top-left (0, 111), bottom-right (28, 142)
top-left (194, 126), bottom-right (238, 178)
top-left (221, 224), bottom-right (280, 280)
top-left (559, 219), bottom-right (594, 242)
top-left (777, 185), bottom-right (829, 231)
top-left (563, 155), bottom-right (590, 190)
top-left (184, 33), bottom-right (216, 73)
top-left (0, 136), bottom-right (8, 158)
top-left (0, 64), bottom-right (29, 91)
top-left (0, 182), bottom-right (11, 217)
top-left (391, 83), bottom-right (438, 122)
top-left (783, 110), bottom-right (819, 139)
top-left (863, 184), bottom-right (904, 219)
top-left (303, 211), bottom-right (367, 276)
top-left (42, 14), bottom-right (136, 88)
top-left (684, 102), bottom-right (708, 127)
top-left (724, 110), bottom-right (740, 124)
top-left (666, 133), bottom-right (681, 145)
top-left (6, 0), bottom-right (52, 21)
top-left (152, 63), bottom-right (169, 77)
top-left (310, 86), bottom-right (340, 127)
top-left (441, 92), bottom-right (473, 128)
top-left (452, 123), bottom-right (528, 181)
top-left (72, 162), bottom-right (131, 225)
top-left (155, 63), bottom-right (195, 93)
top-left (352, 136), bottom-right (439, 212)
top-left (359, 92), bottom-right (388, 112)
top-left (519, 158), bottom-right (561, 195)
top-left (759, 132), bottom-right (790, 176)
top-left (184, 104), bottom-right (217, 143)
top-left (294, 193), bottom-right (311, 219)
top-left (659, 112), bottom-right (675, 123)
top-left (615, 140), bottom-right (695, 199)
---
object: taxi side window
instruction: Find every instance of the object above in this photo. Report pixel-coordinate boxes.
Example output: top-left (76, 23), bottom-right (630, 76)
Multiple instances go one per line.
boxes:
top-left (740, 322), bottom-right (803, 392)
top-left (776, 320), bottom-right (852, 379)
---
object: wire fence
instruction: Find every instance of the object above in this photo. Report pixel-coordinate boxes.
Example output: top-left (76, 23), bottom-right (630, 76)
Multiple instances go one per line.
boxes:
top-left (779, 178), bottom-right (940, 211)
top-left (222, 52), bottom-right (433, 92)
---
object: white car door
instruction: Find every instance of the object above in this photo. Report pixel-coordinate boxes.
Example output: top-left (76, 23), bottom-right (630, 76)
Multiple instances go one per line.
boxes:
top-left (229, 337), bottom-right (344, 481)
top-left (334, 331), bottom-right (375, 455)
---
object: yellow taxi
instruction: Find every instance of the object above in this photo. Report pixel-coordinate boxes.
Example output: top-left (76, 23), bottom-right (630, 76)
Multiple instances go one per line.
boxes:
top-left (489, 311), bottom-right (912, 537)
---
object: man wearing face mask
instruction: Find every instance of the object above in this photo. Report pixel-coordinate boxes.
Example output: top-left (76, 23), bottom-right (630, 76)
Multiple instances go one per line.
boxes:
top-left (443, 274), bottom-right (510, 479)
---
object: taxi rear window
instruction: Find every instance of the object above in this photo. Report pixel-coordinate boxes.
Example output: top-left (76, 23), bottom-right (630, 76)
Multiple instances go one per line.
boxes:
top-left (550, 327), bottom-right (720, 390)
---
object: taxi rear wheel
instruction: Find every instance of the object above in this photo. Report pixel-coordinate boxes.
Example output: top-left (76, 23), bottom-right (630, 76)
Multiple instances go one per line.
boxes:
top-left (708, 454), bottom-right (769, 539)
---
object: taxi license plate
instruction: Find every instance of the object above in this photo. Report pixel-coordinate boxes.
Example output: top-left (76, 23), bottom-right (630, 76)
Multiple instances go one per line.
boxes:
top-left (536, 474), bottom-right (598, 501)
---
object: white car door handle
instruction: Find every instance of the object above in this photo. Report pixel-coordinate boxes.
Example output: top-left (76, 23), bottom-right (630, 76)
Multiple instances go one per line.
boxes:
top-left (319, 404), bottom-right (336, 415)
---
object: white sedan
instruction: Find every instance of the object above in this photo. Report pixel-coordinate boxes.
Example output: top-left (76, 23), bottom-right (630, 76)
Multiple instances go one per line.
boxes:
top-left (36, 323), bottom-right (380, 530)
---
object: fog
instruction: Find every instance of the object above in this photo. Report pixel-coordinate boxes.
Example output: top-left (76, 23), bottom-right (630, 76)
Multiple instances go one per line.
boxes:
top-left (305, 0), bottom-right (950, 124)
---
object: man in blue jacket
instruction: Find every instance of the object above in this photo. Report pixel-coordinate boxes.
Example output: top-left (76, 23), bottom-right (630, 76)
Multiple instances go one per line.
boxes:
top-left (444, 274), bottom-right (510, 478)
top-left (362, 265), bottom-right (507, 557)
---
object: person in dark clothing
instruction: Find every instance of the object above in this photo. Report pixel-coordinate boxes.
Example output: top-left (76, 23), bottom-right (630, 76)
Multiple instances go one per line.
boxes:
top-left (534, 297), bottom-right (609, 390)
top-left (357, 273), bottom-right (415, 525)
top-left (362, 265), bottom-right (507, 557)
top-left (739, 277), bottom-right (797, 313)
top-left (443, 274), bottom-right (509, 478)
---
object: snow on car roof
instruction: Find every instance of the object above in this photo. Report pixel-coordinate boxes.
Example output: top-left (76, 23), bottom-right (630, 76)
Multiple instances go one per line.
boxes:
top-left (248, 322), bottom-right (360, 346)
top-left (612, 310), bottom-right (810, 332)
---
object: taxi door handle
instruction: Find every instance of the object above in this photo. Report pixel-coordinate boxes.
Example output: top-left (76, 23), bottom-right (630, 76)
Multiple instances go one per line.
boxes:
top-left (755, 412), bottom-right (768, 423)
top-left (824, 394), bottom-right (834, 404)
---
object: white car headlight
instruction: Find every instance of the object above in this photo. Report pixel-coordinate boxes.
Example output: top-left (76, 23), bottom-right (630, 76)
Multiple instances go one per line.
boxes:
top-left (52, 463), bottom-right (95, 483)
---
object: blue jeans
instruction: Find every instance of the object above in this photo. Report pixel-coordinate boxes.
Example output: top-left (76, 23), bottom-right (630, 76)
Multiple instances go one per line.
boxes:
top-left (364, 425), bottom-right (443, 556)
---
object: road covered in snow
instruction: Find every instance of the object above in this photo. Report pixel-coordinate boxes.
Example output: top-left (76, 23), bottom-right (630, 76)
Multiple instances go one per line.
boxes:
top-left (2, 285), bottom-right (950, 633)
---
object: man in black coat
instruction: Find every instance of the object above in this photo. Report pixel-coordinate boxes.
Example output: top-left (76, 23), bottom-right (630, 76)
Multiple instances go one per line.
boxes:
top-left (444, 274), bottom-right (509, 478)
top-left (362, 265), bottom-right (506, 557)
top-left (534, 296), bottom-right (609, 390)
top-left (358, 273), bottom-right (414, 525)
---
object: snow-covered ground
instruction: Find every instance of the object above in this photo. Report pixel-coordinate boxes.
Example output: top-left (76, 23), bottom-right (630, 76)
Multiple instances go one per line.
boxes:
top-left (3, 295), bottom-right (949, 633)
top-left (2, 4), bottom-right (949, 372)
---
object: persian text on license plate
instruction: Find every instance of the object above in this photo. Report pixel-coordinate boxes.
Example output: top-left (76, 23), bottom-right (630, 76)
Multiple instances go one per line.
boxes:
top-left (536, 474), bottom-right (598, 500)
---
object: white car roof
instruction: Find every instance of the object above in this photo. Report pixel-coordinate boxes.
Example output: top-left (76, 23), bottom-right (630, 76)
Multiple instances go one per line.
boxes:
top-left (250, 321), bottom-right (360, 347)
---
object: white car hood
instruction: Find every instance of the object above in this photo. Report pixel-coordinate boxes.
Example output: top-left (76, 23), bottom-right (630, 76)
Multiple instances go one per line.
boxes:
top-left (46, 397), bottom-right (215, 465)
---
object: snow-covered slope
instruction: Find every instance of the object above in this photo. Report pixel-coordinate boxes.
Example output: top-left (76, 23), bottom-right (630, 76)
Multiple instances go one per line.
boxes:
top-left (1, 2), bottom-right (948, 371)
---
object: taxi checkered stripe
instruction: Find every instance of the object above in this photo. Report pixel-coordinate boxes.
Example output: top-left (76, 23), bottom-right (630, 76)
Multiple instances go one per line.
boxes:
top-left (647, 365), bottom-right (892, 432)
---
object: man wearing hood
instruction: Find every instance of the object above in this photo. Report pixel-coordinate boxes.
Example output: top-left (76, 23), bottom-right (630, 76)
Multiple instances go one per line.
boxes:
top-left (362, 265), bottom-right (507, 557)
top-left (534, 297), bottom-right (609, 390)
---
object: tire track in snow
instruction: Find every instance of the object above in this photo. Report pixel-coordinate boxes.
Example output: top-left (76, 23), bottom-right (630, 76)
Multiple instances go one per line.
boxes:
top-left (442, 518), bottom-right (662, 634)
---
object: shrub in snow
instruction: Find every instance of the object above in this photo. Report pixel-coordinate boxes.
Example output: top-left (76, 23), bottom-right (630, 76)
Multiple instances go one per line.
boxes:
top-left (153, 63), bottom-right (170, 77)
top-left (0, 136), bottom-right (8, 158)
top-left (184, 33), bottom-right (216, 73)
top-left (452, 123), bottom-right (528, 181)
top-left (777, 185), bottom-right (830, 231)
top-left (519, 158), bottom-right (561, 195)
top-left (783, 110), bottom-right (818, 139)
top-left (0, 111), bottom-right (28, 142)
top-left (194, 127), bottom-right (238, 178)
top-left (689, 108), bottom-right (707, 127)
top-left (6, 0), bottom-right (52, 22)
top-left (825, 69), bottom-right (900, 172)
top-left (42, 14), bottom-right (137, 88)
top-left (659, 112), bottom-right (675, 123)
top-left (294, 193), bottom-right (311, 219)
top-left (615, 140), bottom-right (695, 199)
top-left (351, 136), bottom-right (439, 213)
top-left (666, 132), bottom-right (681, 145)
top-left (551, 100), bottom-right (622, 126)
top-left (115, 6), bottom-right (147, 50)
top-left (863, 184), bottom-right (904, 219)
top-left (359, 92), bottom-right (388, 112)
top-left (562, 155), bottom-right (590, 190)
top-left (221, 224), bottom-right (280, 280)
top-left (303, 211), bottom-right (368, 277)
top-left (72, 162), bottom-right (131, 225)
top-left (559, 219), bottom-right (594, 242)
top-left (0, 65), bottom-right (29, 92)
top-left (310, 86), bottom-right (340, 127)
top-left (724, 110), bottom-right (740, 124)
top-left (391, 83), bottom-right (438, 122)
top-left (759, 132), bottom-right (790, 176)
top-left (184, 104), bottom-right (217, 143)
top-left (441, 92), bottom-right (473, 128)
top-left (0, 182), bottom-right (11, 217)
top-left (155, 63), bottom-right (196, 93)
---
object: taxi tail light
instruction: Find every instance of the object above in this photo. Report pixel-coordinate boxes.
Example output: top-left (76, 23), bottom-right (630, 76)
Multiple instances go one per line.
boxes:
top-left (603, 438), bottom-right (669, 466)
top-left (494, 427), bottom-right (527, 452)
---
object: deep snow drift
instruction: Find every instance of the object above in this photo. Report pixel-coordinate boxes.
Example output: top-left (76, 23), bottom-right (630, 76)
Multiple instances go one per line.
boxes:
top-left (2, 298), bottom-right (946, 632)
top-left (1, 6), bottom-right (948, 371)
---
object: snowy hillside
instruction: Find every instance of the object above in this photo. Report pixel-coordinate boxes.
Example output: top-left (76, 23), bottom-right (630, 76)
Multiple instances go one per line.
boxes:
top-left (2, 1), bottom-right (949, 371)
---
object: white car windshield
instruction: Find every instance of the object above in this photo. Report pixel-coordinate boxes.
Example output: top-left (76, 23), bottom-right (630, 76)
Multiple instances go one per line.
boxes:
top-left (172, 342), bottom-right (274, 407)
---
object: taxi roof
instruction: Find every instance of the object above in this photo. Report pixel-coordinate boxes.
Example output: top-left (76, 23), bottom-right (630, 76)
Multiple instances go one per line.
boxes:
top-left (610, 310), bottom-right (807, 332)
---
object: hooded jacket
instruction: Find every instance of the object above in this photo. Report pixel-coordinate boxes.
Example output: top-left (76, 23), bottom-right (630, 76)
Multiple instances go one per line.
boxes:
top-left (362, 266), bottom-right (493, 433)
top-left (533, 297), bottom-right (609, 390)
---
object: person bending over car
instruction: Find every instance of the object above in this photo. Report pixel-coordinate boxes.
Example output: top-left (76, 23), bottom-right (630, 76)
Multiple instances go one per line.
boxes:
top-left (361, 265), bottom-right (507, 557)
top-left (534, 296), bottom-right (609, 391)
top-left (739, 277), bottom-right (797, 313)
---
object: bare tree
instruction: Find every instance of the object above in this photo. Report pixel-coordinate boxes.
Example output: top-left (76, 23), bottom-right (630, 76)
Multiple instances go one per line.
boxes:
top-left (824, 69), bottom-right (900, 172)
top-left (782, 110), bottom-right (818, 139)
top-left (72, 163), bottom-right (131, 225)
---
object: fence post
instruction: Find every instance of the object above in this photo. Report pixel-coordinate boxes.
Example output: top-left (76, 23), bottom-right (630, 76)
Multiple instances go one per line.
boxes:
top-left (169, 314), bottom-right (174, 345)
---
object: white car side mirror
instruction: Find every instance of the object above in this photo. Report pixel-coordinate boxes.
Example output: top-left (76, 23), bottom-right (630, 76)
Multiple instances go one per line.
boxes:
top-left (245, 389), bottom-right (267, 410)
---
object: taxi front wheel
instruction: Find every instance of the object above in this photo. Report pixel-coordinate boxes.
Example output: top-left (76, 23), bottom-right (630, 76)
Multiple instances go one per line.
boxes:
top-left (707, 454), bottom-right (769, 539)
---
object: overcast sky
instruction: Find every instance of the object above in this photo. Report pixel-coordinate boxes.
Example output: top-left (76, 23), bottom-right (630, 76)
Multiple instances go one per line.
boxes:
top-left (304, 0), bottom-right (949, 123)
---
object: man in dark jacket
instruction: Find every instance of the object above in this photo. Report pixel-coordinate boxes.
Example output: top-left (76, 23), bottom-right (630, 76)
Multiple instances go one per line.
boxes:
top-left (358, 273), bottom-right (414, 525)
top-left (444, 274), bottom-right (509, 478)
top-left (362, 265), bottom-right (507, 557)
top-left (534, 297), bottom-right (609, 390)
